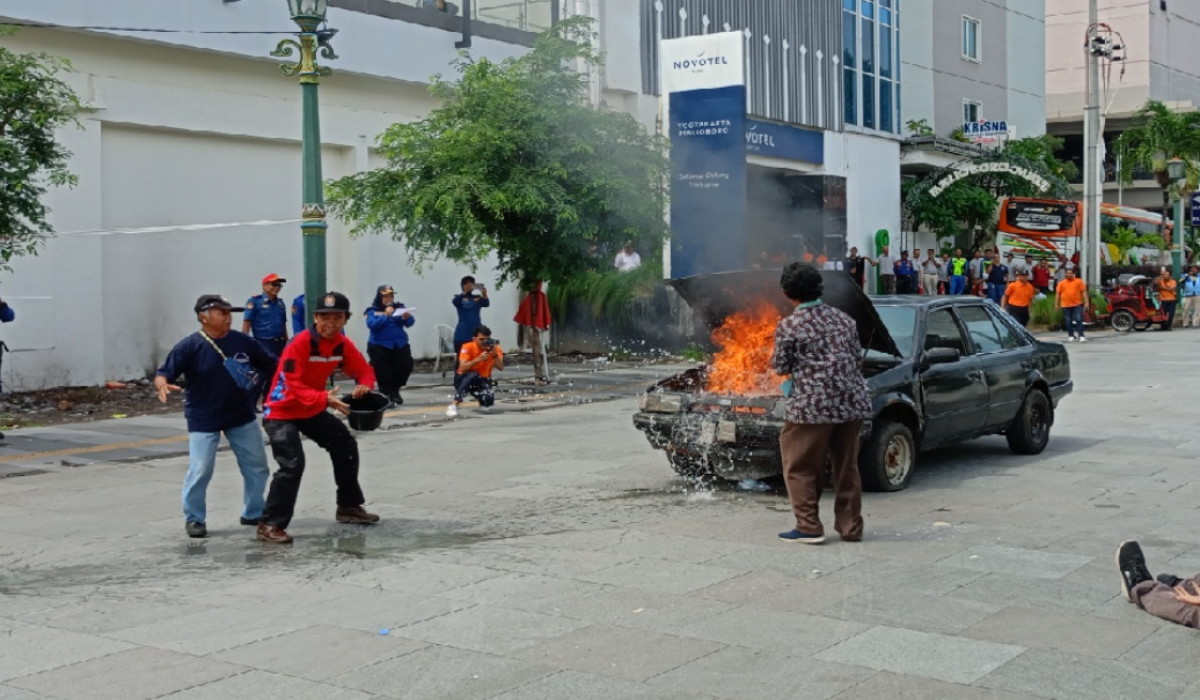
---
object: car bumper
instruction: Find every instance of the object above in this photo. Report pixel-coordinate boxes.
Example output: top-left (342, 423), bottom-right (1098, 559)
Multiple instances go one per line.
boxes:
top-left (1049, 379), bottom-right (1073, 407)
top-left (632, 411), bottom-right (786, 480)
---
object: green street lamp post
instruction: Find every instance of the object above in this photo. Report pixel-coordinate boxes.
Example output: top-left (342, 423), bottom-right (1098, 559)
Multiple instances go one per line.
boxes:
top-left (1168, 156), bottom-right (1186, 280)
top-left (273, 0), bottom-right (336, 327)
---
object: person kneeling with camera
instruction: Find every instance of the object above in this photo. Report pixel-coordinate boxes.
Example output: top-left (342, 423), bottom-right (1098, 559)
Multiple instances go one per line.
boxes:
top-left (446, 325), bottom-right (503, 418)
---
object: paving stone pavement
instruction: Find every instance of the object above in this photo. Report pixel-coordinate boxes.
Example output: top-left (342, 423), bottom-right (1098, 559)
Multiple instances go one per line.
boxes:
top-left (2, 332), bottom-right (1200, 698)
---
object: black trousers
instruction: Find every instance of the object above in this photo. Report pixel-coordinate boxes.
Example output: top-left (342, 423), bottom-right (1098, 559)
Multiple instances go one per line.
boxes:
top-left (1161, 300), bottom-right (1177, 329)
top-left (257, 337), bottom-right (288, 401)
top-left (262, 412), bottom-right (364, 529)
top-left (1008, 305), bottom-right (1030, 327)
top-left (367, 344), bottom-right (413, 399)
top-left (453, 339), bottom-right (466, 372)
top-left (454, 371), bottom-right (495, 406)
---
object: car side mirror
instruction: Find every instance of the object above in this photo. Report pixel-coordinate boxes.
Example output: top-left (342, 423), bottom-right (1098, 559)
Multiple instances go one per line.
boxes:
top-left (924, 347), bottom-right (960, 366)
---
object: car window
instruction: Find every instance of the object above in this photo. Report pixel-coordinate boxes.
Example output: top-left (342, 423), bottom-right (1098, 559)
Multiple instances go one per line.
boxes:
top-left (875, 306), bottom-right (917, 356)
top-left (985, 307), bottom-right (1024, 348)
top-left (924, 308), bottom-right (967, 355)
top-left (958, 305), bottom-right (1004, 354)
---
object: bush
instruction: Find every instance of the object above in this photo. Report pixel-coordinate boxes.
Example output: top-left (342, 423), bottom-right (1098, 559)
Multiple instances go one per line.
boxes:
top-left (1030, 295), bottom-right (1062, 329)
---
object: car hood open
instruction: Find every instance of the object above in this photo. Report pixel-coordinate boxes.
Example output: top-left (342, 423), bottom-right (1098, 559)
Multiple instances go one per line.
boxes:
top-left (669, 269), bottom-right (902, 357)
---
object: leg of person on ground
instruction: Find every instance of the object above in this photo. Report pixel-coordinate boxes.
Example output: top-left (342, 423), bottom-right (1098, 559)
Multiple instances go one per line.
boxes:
top-left (1162, 300), bottom-right (1177, 330)
top-left (223, 419), bottom-right (270, 524)
top-left (1118, 540), bottom-right (1200, 628)
top-left (777, 422), bottom-right (834, 543)
top-left (182, 431), bottom-right (220, 536)
top-left (827, 419), bottom-right (864, 541)
top-left (394, 345), bottom-right (414, 402)
top-left (1185, 297), bottom-right (1200, 327)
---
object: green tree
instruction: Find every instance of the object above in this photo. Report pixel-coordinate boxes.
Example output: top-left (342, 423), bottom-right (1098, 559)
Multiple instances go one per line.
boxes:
top-left (0, 35), bottom-right (80, 269)
top-left (326, 18), bottom-right (669, 289)
top-left (1114, 100), bottom-right (1200, 232)
top-left (902, 136), bottom-right (1074, 252)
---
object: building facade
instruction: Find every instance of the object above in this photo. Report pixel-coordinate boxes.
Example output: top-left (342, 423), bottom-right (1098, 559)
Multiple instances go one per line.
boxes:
top-left (0, 0), bottom-right (546, 389)
top-left (1046, 0), bottom-right (1200, 212)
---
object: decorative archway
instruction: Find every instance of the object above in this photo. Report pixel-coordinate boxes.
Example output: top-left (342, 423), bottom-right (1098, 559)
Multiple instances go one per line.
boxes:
top-left (928, 161), bottom-right (1051, 197)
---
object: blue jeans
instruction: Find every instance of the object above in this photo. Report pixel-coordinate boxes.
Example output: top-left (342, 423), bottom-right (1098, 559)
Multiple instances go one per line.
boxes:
top-left (987, 282), bottom-right (1005, 305)
top-left (950, 275), bottom-right (966, 295)
top-left (182, 419), bottom-right (270, 524)
top-left (1062, 305), bottom-right (1085, 338)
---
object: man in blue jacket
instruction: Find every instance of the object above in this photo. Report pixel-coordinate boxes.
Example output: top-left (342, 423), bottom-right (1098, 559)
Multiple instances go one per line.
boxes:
top-left (0, 298), bottom-right (14, 440)
top-left (364, 284), bottom-right (415, 407)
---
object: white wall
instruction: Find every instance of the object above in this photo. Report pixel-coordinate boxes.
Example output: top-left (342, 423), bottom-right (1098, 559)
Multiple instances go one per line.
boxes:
top-left (0, 5), bottom-right (528, 389)
top-left (1006, 0), bottom-right (1046, 138)
top-left (898, 0), bottom-right (936, 133)
top-left (824, 131), bottom-right (902, 289)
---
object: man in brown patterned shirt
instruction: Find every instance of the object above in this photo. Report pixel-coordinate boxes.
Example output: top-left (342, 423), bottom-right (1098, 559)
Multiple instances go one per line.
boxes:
top-left (770, 263), bottom-right (872, 544)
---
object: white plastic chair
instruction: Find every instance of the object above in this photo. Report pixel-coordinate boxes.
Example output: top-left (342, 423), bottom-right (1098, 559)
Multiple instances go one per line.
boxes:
top-left (434, 324), bottom-right (457, 378)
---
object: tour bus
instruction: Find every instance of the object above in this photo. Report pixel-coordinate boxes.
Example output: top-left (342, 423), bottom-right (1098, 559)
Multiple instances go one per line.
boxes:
top-left (995, 197), bottom-right (1168, 262)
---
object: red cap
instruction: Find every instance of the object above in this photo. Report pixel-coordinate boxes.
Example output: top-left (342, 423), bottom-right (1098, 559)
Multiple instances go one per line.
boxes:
top-left (262, 273), bottom-right (287, 286)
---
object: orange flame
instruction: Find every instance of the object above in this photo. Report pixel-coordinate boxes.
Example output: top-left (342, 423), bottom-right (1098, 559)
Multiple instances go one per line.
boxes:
top-left (705, 302), bottom-right (783, 396)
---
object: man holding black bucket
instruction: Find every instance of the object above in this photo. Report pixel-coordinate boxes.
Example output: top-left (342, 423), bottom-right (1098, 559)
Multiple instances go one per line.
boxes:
top-left (258, 291), bottom-right (380, 544)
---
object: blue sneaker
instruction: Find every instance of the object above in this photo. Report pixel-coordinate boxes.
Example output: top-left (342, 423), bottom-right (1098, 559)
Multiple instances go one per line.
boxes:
top-left (778, 529), bottom-right (825, 544)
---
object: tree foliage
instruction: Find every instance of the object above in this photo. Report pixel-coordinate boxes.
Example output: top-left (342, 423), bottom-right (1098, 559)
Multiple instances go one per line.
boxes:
top-left (902, 135), bottom-right (1075, 251)
top-left (326, 17), bottom-right (670, 288)
top-left (0, 34), bottom-right (81, 269)
top-left (1114, 100), bottom-right (1200, 230)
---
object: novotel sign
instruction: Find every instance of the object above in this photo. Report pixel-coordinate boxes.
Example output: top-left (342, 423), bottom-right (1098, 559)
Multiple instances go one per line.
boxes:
top-left (672, 55), bottom-right (731, 71)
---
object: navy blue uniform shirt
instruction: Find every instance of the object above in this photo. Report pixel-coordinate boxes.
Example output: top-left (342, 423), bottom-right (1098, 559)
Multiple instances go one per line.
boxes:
top-left (452, 292), bottom-right (490, 343)
top-left (291, 294), bottom-right (306, 334)
top-left (156, 331), bottom-right (277, 433)
top-left (244, 294), bottom-right (288, 340)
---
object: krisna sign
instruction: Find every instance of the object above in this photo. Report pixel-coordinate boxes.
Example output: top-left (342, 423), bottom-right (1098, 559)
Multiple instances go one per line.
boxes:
top-left (928, 162), bottom-right (1050, 197)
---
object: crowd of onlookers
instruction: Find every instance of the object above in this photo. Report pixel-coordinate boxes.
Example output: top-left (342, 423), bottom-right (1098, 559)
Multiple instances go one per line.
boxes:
top-left (843, 245), bottom-right (1081, 298)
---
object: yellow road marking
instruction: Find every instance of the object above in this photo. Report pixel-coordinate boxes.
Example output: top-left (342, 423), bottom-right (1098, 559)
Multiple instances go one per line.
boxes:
top-left (0, 377), bottom-right (653, 465)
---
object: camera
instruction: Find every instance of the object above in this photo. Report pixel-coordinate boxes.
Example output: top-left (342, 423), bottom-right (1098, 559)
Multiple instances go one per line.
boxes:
top-left (478, 337), bottom-right (497, 349)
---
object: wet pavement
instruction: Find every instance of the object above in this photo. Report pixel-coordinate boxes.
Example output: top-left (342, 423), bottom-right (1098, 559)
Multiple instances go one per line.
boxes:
top-left (2, 336), bottom-right (1200, 699)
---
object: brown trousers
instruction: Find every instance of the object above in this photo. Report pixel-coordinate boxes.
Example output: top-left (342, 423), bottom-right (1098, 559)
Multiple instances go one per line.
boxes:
top-left (779, 420), bottom-right (864, 539)
top-left (1132, 576), bottom-right (1200, 628)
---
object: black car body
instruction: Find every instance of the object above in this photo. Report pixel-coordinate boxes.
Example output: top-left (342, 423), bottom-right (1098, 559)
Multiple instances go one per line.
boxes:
top-left (632, 271), bottom-right (1073, 491)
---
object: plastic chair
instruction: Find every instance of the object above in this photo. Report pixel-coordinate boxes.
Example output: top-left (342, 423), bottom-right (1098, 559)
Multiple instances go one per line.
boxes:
top-left (434, 324), bottom-right (457, 378)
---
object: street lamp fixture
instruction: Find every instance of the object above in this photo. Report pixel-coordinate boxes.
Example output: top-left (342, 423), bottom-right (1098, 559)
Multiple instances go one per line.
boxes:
top-left (1167, 156), bottom-right (1186, 182)
top-left (273, 0), bottom-right (337, 327)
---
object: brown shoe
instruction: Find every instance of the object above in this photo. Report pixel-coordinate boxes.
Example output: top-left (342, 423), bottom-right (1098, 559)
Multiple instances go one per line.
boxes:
top-left (256, 523), bottom-right (293, 544)
top-left (336, 506), bottom-right (380, 524)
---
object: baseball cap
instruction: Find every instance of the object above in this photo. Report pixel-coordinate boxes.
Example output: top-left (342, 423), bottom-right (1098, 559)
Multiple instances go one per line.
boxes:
top-left (262, 273), bottom-right (287, 286)
top-left (314, 291), bottom-right (351, 315)
top-left (194, 294), bottom-right (245, 313)
top-left (377, 284), bottom-right (395, 295)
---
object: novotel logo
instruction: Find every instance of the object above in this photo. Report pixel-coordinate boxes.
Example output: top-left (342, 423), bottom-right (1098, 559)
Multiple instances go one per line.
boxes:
top-left (673, 52), bottom-right (730, 71)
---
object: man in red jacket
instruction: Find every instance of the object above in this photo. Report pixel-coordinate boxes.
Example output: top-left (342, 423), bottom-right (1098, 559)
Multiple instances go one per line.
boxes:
top-left (257, 291), bottom-right (379, 544)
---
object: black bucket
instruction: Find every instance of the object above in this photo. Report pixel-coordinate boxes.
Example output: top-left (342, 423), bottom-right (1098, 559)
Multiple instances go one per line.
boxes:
top-left (342, 391), bottom-right (389, 431)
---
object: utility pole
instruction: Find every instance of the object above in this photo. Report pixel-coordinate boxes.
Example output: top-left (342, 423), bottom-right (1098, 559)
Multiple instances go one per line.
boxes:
top-left (1082, 0), bottom-right (1102, 288)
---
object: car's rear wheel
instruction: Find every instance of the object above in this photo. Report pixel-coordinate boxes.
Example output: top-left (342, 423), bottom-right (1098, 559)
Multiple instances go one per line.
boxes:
top-left (1111, 309), bottom-right (1135, 332)
top-left (1006, 390), bottom-right (1051, 454)
top-left (859, 420), bottom-right (915, 492)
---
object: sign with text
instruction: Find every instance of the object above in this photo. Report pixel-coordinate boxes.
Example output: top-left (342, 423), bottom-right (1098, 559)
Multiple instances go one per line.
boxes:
top-left (745, 118), bottom-right (824, 164)
top-left (663, 32), bottom-right (747, 278)
top-left (1191, 191), bottom-right (1200, 227)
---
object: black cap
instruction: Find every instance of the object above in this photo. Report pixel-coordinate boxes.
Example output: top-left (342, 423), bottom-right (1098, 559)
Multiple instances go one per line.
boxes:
top-left (194, 294), bottom-right (244, 313)
top-left (314, 291), bottom-right (351, 315)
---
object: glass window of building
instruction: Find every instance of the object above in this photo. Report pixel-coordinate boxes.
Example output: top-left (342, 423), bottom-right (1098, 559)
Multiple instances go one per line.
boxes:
top-left (962, 16), bottom-right (980, 61)
top-left (963, 99), bottom-right (982, 124)
top-left (842, 0), bottom-right (900, 133)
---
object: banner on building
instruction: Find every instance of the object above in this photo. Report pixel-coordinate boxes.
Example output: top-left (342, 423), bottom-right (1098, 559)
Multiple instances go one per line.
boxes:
top-left (662, 32), bottom-right (746, 279)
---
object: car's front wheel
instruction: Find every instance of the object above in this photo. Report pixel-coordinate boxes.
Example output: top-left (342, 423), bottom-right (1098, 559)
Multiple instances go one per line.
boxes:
top-left (859, 420), bottom-right (916, 492)
top-left (1006, 390), bottom-right (1051, 454)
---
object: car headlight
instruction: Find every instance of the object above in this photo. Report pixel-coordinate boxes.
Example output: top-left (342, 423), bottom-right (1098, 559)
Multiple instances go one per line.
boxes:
top-left (639, 391), bottom-right (684, 413)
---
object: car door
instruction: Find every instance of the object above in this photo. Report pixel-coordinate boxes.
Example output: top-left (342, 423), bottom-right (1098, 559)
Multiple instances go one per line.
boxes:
top-left (918, 307), bottom-right (990, 445)
top-left (957, 304), bottom-right (1032, 430)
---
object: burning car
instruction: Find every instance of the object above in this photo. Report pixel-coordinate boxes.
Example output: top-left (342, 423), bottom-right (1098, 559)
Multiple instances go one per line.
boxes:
top-left (633, 270), bottom-right (1073, 491)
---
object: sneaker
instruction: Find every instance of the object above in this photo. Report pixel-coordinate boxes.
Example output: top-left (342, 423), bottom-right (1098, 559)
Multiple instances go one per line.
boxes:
top-left (778, 529), bottom-right (826, 545)
top-left (336, 506), bottom-right (381, 524)
top-left (1116, 540), bottom-right (1152, 601)
top-left (185, 521), bottom-right (207, 538)
top-left (257, 523), bottom-right (293, 544)
top-left (1079, 337), bottom-right (1088, 343)
top-left (390, 394), bottom-right (404, 406)
top-left (1067, 336), bottom-right (1076, 342)
top-left (239, 516), bottom-right (261, 526)
top-left (445, 403), bottom-right (458, 418)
